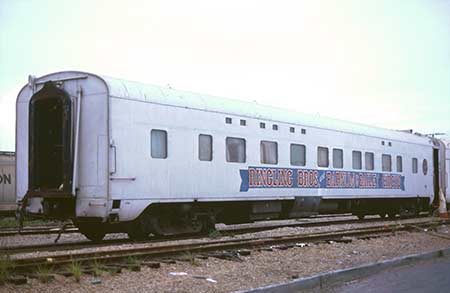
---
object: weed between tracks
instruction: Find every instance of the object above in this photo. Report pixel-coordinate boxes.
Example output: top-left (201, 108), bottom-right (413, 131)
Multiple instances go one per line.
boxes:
top-left (0, 256), bottom-right (14, 284)
top-left (0, 217), bottom-right (51, 228)
top-left (67, 261), bottom-right (82, 282)
top-left (36, 265), bottom-right (53, 283)
top-left (178, 252), bottom-right (201, 266)
top-left (92, 260), bottom-right (104, 277)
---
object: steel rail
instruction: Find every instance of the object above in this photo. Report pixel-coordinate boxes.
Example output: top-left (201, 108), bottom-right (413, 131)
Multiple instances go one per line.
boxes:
top-left (0, 216), bottom-right (433, 254)
top-left (10, 219), bottom-right (448, 272)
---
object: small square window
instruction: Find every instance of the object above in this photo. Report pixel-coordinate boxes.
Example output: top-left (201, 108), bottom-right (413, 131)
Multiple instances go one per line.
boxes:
top-left (272, 124), bottom-right (278, 130)
top-left (290, 127), bottom-right (295, 133)
top-left (240, 119), bottom-right (246, 126)
top-left (388, 142), bottom-right (392, 147)
top-left (225, 117), bottom-right (232, 124)
top-left (301, 128), bottom-right (306, 134)
top-left (381, 141), bottom-right (385, 145)
top-left (260, 122), bottom-right (266, 129)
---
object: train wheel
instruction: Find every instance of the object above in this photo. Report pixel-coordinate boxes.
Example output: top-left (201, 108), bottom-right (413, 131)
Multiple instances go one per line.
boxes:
top-left (355, 213), bottom-right (365, 220)
top-left (127, 228), bottom-right (149, 241)
top-left (127, 218), bottom-right (150, 241)
top-left (77, 223), bottom-right (106, 242)
top-left (81, 229), bottom-right (106, 242)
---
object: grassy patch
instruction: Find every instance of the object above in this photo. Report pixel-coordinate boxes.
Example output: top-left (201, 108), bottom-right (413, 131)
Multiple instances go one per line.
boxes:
top-left (126, 256), bottom-right (140, 266)
top-left (0, 256), bottom-right (14, 284)
top-left (36, 265), bottom-right (53, 283)
top-left (0, 217), bottom-right (52, 228)
top-left (208, 230), bottom-right (222, 239)
top-left (179, 252), bottom-right (200, 266)
top-left (91, 260), bottom-right (103, 277)
top-left (67, 261), bottom-right (82, 282)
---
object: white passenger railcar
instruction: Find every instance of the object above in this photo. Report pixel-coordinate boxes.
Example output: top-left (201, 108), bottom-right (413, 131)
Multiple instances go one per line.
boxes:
top-left (0, 151), bottom-right (16, 216)
top-left (16, 71), bottom-right (449, 241)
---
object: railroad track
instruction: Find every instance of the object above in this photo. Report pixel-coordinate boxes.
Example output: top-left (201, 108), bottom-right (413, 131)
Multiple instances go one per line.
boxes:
top-left (8, 218), bottom-right (448, 273)
top-left (0, 212), bottom-right (429, 239)
top-left (0, 215), bottom-right (428, 255)
top-left (0, 213), bottom-right (354, 237)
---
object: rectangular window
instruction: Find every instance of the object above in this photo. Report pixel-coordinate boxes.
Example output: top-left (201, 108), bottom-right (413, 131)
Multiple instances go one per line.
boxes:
top-left (225, 117), bottom-right (232, 124)
top-left (382, 154), bottom-right (392, 172)
top-left (260, 122), bottom-right (265, 129)
top-left (226, 137), bottom-right (246, 163)
top-left (240, 119), bottom-right (246, 126)
top-left (365, 152), bottom-right (374, 170)
top-left (272, 124), bottom-right (278, 130)
top-left (151, 129), bottom-right (167, 159)
top-left (412, 158), bottom-right (418, 173)
top-left (396, 155), bottom-right (403, 172)
top-left (352, 151), bottom-right (362, 170)
top-left (199, 134), bottom-right (212, 161)
top-left (260, 141), bottom-right (278, 164)
top-left (333, 148), bottom-right (343, 168)
top-left (291, 144), bottom-right (306, 166)
top-left (317, 147), bottom-right (329, 167)
top-left (290, 127), bottom-right (295, 133)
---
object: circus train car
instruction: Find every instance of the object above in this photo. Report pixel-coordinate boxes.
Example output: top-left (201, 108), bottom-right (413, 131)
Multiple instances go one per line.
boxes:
top-left (15, 71), bottom-right (449, 241)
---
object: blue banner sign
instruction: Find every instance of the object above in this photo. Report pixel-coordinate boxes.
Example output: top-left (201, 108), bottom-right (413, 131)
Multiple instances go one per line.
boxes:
top-left (239, 167), bottom-right (404, 192)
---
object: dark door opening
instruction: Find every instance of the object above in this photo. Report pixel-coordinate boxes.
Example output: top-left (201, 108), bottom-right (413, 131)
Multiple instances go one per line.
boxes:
top-left (28, 82), bottom-right (73, 194)
top-left (433, 148), bottom-right (440, 205)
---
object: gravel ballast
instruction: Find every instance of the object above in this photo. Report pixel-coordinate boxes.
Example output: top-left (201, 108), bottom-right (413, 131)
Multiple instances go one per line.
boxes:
top-left (1, 225), bottom-right (450, 293)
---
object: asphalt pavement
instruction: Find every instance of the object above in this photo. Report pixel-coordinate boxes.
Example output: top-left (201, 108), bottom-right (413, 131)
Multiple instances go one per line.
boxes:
top-left (320, 256), bottom-right (450, 293)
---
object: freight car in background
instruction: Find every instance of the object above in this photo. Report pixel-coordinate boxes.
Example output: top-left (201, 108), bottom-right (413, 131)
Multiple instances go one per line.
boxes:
top-left (15, 71), bottom-right (450, 241)
top-left (0, 151), bottom-right (16, 216)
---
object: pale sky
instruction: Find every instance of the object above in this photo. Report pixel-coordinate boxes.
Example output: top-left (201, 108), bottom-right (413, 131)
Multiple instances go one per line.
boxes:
top-left (1, 0), bottom-right (449, 151)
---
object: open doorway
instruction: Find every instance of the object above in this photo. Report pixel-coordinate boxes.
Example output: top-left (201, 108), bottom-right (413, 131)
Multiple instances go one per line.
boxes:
top-left (28, 82), bottom-right (73, 194)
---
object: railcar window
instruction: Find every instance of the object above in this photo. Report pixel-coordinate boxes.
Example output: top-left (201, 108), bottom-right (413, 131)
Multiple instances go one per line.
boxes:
top-left (199, 134), bottom-right (212, 161)
top-left (272, 124), bottom-right (278, 131)
top-left (317, 147), bottom-right (329, 167)
top-left (382, 154), bottom-right (392, 172)
top-left (290, 144), bottom-right (306, 166)
top-left (260, 122), bottom-right (266, 129)
top-left (365, 152), bottom-right (374, 170)
top-left (151, 129), bottom-right (167, 159)
top-left (260, 141), bottom-right (278, 164)
top-left (290, 127), bottom-right (295, 133)
top-left (333, 148), bottom-right (343, 168)
top-left (352, 151), bottom-right (362, 170)
top-left (301, 128), bottom-right (306, 134)
top-left (423, 159), bottom-right (428, 175)
top-left (226, 137), bottom-right (246, 163)
top-left (412, 158), bottom-right (418, 173)
top-left (240, 119), bottom-right (246, 126)
top-left (225, 117), bottom-right (232, 124)
top-left (396, 156), bottom-right (403, 172)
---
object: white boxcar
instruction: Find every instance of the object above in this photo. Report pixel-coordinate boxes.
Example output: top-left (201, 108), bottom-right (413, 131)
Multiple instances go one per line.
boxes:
top-left (0, 151), bottom-right (16, 216)
top-left (16, 71), bottom-right (447, 241)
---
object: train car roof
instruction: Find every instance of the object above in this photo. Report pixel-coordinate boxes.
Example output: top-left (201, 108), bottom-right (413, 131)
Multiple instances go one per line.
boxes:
top-left (17, 71), bottom-right (433, 146)
top-left (102, 75), bottom-right (432, 146)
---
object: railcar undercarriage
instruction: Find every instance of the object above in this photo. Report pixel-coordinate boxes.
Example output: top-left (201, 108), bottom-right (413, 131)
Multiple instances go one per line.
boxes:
top-left (73, 196), bottom-right (431, 242)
